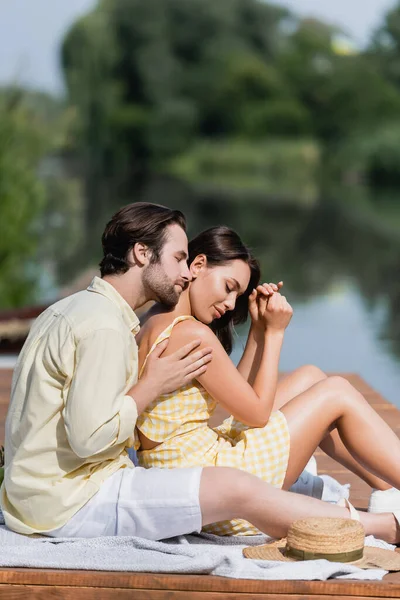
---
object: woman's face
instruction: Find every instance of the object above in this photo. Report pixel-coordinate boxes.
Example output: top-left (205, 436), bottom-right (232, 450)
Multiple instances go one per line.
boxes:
top-left (189, 257), bottom-right (251, 324)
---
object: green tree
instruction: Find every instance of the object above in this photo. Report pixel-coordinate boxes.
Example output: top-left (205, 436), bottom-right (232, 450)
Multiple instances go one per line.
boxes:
top-left (0, 90), bottom-right (47, 307)
top-left (279, 18), bottom-right (400, 142)
top-left (369, 2), bottom-right (400, 88)
top-left (60, 0), bottom-right (400, 209)
top-left (61, 0), bottom-right (290, 228)
top-left (0, 88), bottom-right (75, 307)
top-left (205, 53), bottom-right (311, 137)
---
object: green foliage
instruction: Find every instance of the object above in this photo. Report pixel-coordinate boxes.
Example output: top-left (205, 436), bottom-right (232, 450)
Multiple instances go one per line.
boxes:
top-left (207, 54), bottom-right (307, 136)
top-left (61, 0), bottom-right (291, 195)
top-left (332, 123), bottom-right (400, 186)
top-left (0, 91), bottom-right (48, 308)
top-left (369, 2), bottom-right (400, 87)
top-left (320, 57), bottom-right (400, 141)
top-left (1, 0), bottom-right (398, 312)
top-left (169, 138), bottom-right (320, 204)
top-left (240, 99), bottom-right (311, 137)
top-left (278, 19), bottom-right (400, 142)
top-left (147, 100), bottom-right (198, 158)
top-left (59, 0), bottom-right (400, 201)
top-left (0, 88), bottom-right (78, 308)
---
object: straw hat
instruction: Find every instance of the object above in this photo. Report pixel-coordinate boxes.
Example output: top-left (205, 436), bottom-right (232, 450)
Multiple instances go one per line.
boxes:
top-left (243, 517), bottom-right (400, 571)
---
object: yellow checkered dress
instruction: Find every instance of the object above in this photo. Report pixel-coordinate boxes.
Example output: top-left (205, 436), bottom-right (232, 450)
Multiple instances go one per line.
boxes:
top-left (135, 315), bottom-right (290, 536)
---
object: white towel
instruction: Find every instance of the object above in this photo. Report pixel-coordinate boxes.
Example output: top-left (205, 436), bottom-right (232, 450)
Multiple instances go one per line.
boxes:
top-left (0, 508), bottom-right (390, 580)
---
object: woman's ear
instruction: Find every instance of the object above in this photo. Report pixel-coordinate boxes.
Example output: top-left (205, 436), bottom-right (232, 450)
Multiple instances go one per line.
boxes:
top-left (130, 242), bottom-right (150, 267)
top-left (190, 254), bottom-right (207, 279)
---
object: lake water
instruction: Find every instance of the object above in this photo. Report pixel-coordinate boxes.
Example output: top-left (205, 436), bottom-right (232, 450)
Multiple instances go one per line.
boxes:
top-left (38, 181), bottom-right (400, 407)
top-left (225, 195), bottom-right (400, 407)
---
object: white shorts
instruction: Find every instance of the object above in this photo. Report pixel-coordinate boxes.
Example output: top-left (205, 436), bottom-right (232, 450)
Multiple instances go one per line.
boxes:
top-left (47, 465), bottom-right (203, 540)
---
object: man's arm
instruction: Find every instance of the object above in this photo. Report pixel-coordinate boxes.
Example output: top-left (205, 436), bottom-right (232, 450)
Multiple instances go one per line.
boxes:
top-left (63, 329), bottom-right (213, 458)
top-left (63, 329), bottom-right (137, 458)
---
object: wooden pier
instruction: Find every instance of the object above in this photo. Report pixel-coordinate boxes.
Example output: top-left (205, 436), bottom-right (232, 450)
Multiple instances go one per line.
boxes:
top-left (1, 370), bottom-right (400, 599)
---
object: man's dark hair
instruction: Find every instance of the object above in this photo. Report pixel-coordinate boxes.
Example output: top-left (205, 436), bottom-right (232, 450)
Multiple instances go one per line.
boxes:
top-left (99, 202), bottom-right (186, 277)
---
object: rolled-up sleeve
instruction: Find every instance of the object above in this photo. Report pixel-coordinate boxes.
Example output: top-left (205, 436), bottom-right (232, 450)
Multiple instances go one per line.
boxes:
top-left (63, 329), bottom-right (138, 458)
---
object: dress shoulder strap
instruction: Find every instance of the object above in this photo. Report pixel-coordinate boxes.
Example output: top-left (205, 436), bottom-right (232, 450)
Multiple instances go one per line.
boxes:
top-left (139, 315), bottom-right (196, 378)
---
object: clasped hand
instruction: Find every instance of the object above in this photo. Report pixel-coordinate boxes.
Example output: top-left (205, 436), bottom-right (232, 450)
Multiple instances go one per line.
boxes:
top-left (249, 281), bottom-right (293, 332)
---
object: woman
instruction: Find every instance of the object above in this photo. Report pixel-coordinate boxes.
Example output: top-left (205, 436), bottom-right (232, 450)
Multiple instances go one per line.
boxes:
top-left (135, 226), bottom-right (400, 536)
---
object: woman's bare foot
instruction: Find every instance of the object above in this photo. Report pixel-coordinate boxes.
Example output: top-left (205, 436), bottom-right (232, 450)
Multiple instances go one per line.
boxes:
top-left (359, 511), bottom-right (400, 544)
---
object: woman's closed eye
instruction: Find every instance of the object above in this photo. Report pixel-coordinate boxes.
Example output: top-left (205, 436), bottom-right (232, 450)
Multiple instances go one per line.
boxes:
top-left (226, 284), bottom-right (243, 299)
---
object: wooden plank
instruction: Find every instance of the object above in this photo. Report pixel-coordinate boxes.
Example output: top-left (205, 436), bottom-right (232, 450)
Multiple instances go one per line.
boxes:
top-left (0, 569), bottom-right (400, 595)
top-left (1, 588), bottom-right (400, 600)
top-left (1, 371), bottom-right (400, 598)
top-left (1, 569), bottom-right (400, 595)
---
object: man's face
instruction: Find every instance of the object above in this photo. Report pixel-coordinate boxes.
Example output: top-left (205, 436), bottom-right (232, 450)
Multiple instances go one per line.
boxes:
top-left (142, 224), bottom-right (191, 307)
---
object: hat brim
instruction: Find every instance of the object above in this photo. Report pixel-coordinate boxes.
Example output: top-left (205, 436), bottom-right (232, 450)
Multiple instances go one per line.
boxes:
top-left (243, 540), bottom-right (400, 571)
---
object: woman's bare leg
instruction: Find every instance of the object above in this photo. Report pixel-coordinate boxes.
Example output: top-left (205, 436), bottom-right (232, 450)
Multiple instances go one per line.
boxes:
top-left (274, 365), bottom-right (327, 411)
top-left (319, 430), bottom-right (391, 489)
top-left (199, 467), bottom-right (399, 543)
top-left (280, 376), bottom-right (400, 492)
top-left (275, 366), bottom-right (390, 491)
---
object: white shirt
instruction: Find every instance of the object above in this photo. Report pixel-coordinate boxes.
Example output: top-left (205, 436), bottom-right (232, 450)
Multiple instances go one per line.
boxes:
top-left (1, 277), bottom-right (139, 534)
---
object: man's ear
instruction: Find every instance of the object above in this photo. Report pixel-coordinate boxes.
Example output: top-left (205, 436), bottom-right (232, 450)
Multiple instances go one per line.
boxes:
top-left (130, 242), bottom-right (150, 267)
top-left (190, 254), bottom-right (207, 279)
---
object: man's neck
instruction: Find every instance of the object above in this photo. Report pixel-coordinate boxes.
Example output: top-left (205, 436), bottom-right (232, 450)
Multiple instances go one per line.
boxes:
top-left (102, 271), bottom-right (147, 311)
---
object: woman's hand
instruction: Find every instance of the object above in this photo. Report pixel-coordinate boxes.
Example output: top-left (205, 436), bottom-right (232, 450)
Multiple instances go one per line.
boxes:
top-left (259, 291), bottom-right (293, 333)
top-left (249, 281), bottom-right (283, 331)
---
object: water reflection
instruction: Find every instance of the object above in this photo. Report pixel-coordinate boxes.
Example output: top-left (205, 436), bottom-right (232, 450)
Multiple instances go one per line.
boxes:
top-left (47, 179), bottom-right (400, 404)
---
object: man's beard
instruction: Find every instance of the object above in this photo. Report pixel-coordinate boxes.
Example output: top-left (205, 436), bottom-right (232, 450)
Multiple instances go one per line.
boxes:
top-left (142, 262), bottom-right (181, 308)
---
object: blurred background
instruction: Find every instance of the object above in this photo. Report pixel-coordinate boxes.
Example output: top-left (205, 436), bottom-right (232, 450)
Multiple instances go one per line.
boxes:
top-left (0, 0), bottom-right (399, 405)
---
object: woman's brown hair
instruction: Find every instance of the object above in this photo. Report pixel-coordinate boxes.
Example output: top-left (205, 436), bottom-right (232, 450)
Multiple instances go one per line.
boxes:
top-left (188, 226), bottom-right (260, 354)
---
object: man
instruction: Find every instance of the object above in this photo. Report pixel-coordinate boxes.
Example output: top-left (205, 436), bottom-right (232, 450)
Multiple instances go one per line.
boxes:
top-left (0, 202), bottom-right (367, 541)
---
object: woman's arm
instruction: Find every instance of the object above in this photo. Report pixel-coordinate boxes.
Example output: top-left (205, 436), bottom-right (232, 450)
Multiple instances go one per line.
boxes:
top-left (236, 324), bottom-right (265, 385)
top-left (237, 282), bottom-right (283, 384)
top-left (161, 294), bottom-right (292, 427)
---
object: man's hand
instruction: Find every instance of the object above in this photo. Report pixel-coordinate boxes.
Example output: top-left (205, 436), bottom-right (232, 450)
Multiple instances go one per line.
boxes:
top-left (144, 338), bottom-right (213, 394)
top-left (130, 339), bottom-right (213, 413)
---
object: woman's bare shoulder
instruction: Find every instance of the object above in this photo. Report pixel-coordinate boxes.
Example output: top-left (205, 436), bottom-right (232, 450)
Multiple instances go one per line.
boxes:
top-left (172, 318), bottom-right (220, 347)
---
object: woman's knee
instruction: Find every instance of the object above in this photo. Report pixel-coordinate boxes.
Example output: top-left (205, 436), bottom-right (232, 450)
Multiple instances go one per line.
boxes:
top-left (323, 376), bottom-right (363, 409)
top-left (293, 364), bottom-right (326, 388)
top-left (284, 375), bottom-right (353, 417)
top-left (325, 375), bottom-right (353, 393)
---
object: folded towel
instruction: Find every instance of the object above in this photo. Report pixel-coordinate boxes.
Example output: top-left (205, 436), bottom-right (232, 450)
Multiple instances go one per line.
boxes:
top-left (0, 507), bottom-right (390, 580)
